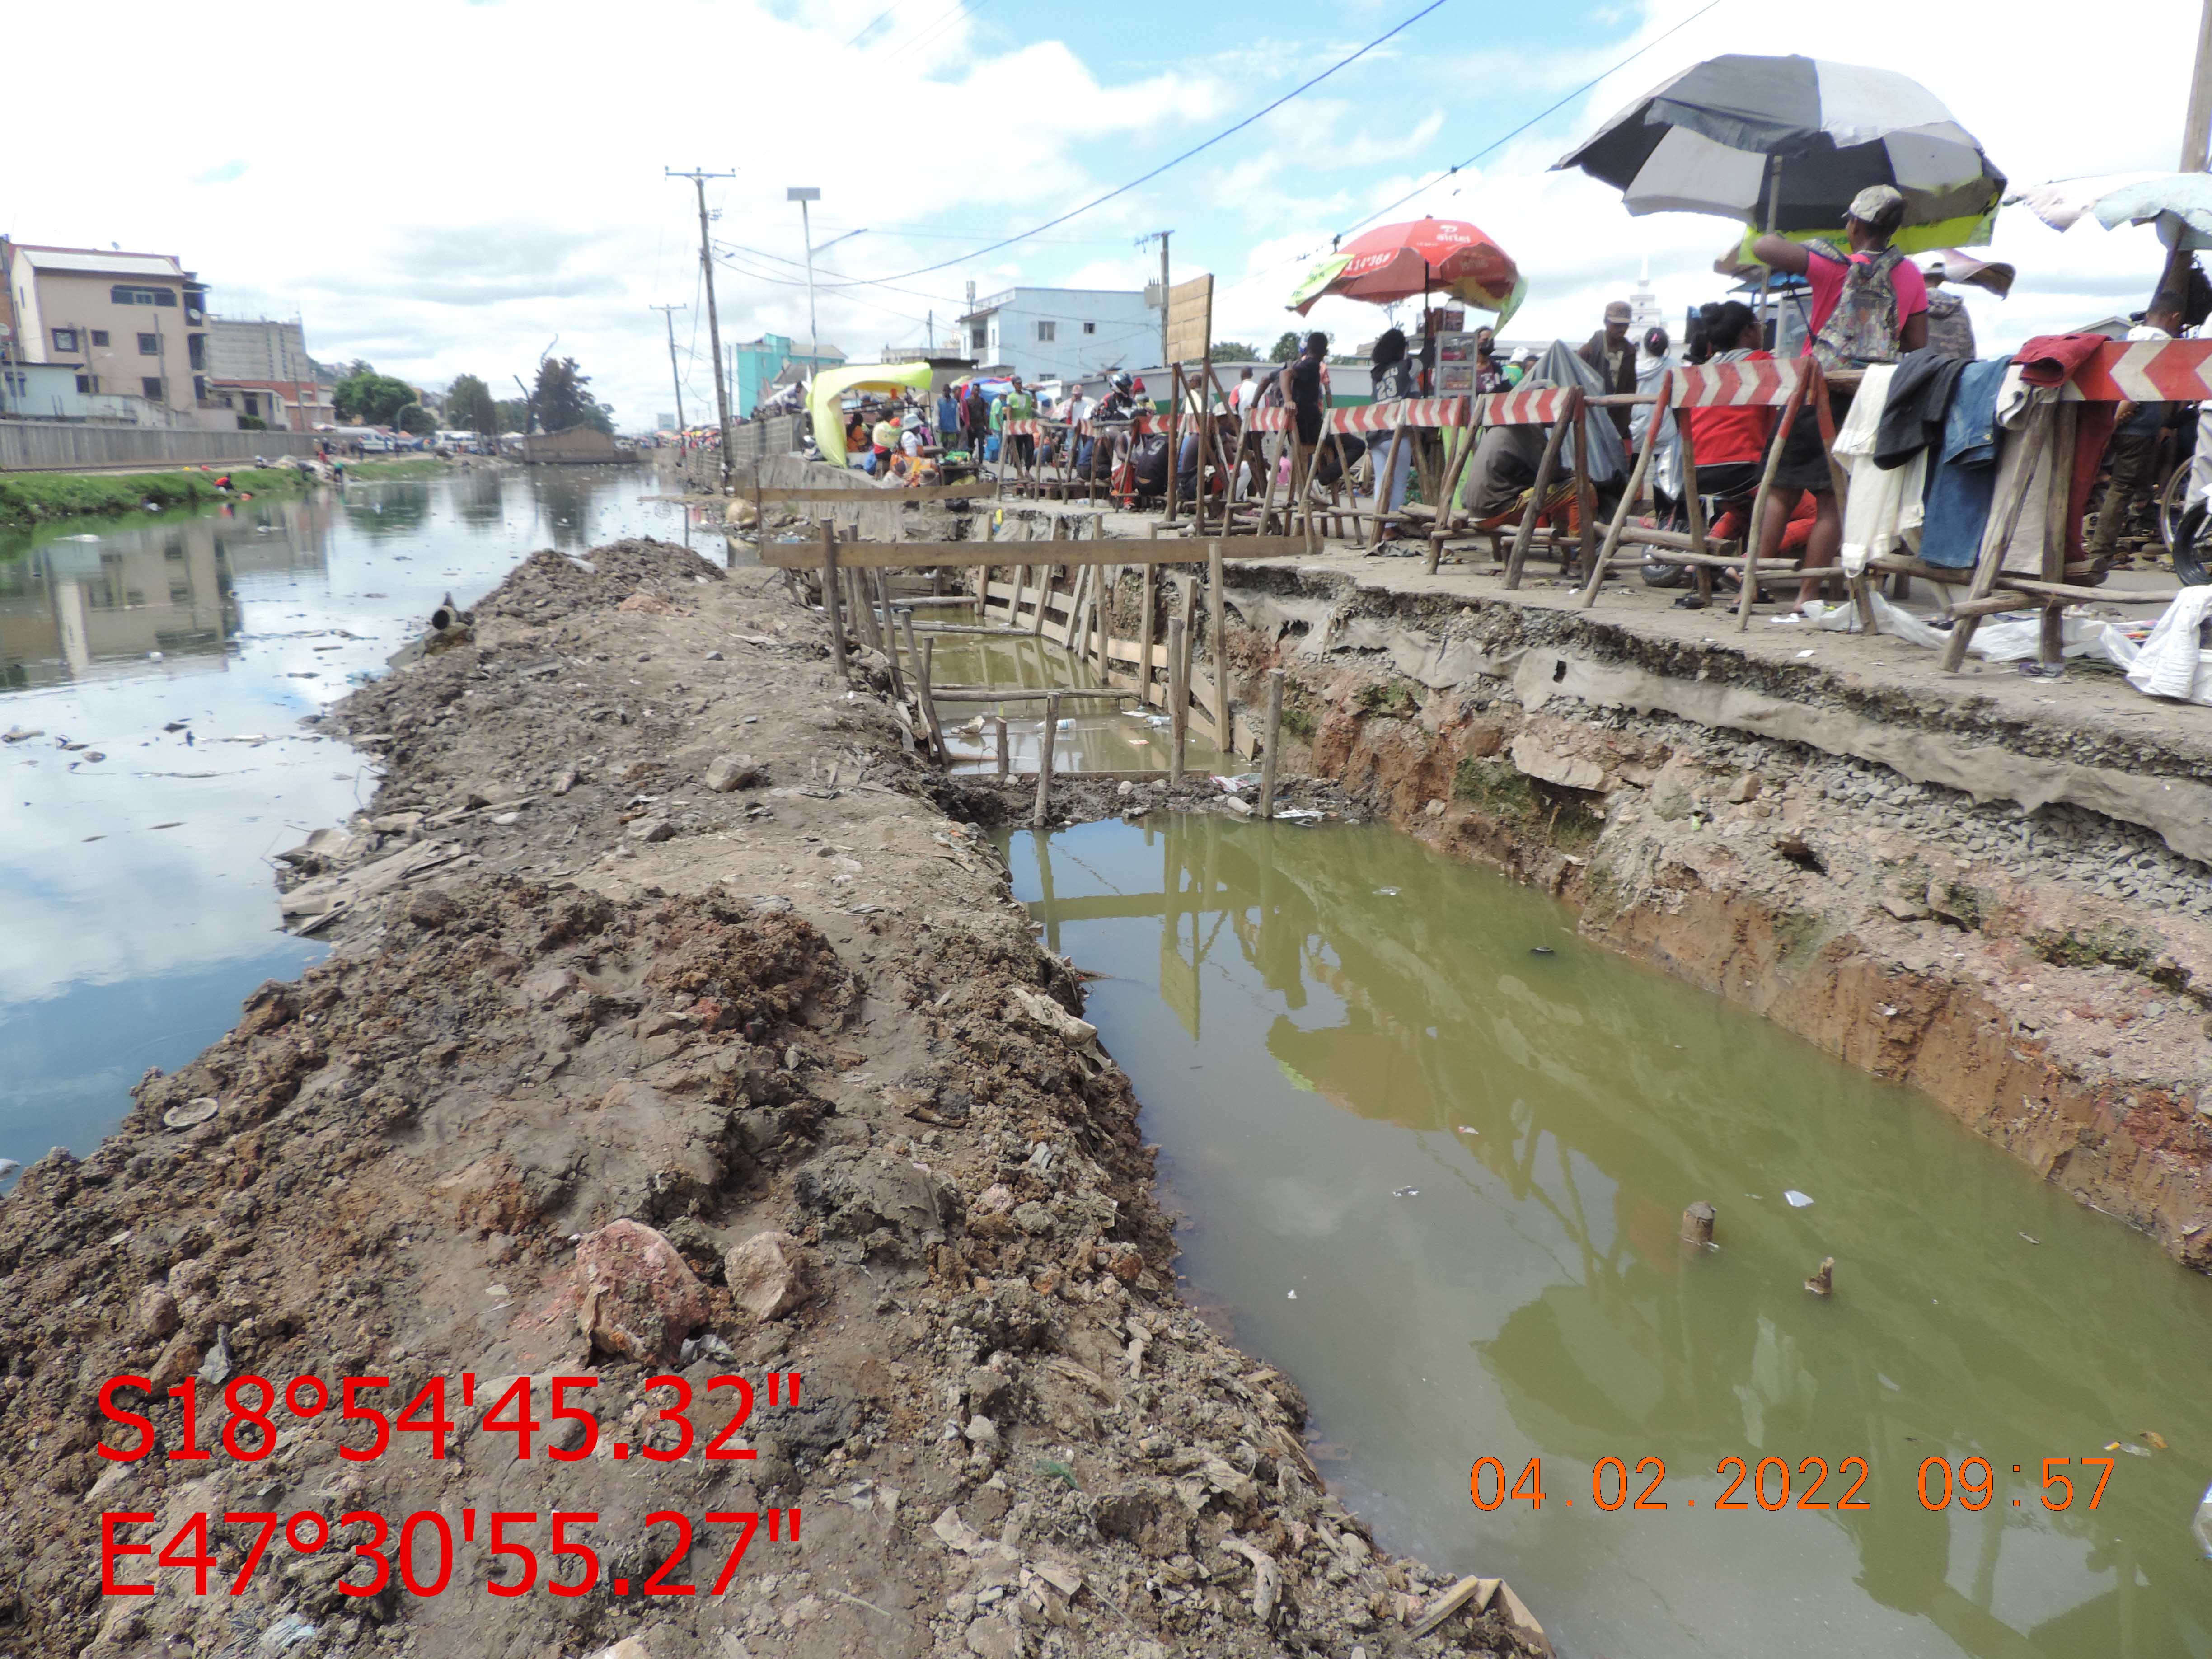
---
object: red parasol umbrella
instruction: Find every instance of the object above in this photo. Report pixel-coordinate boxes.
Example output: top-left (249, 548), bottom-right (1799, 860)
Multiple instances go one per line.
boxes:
top-left (1289, 218), bottom-right (1524, 321)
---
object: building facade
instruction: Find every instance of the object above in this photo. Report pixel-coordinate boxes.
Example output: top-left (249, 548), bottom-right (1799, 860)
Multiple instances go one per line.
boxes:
top-left (732, 333), bottom-right (845, 418)
top-left (5, 245), bottom-right (221, 422)
top-left (955, 288), bottom-right (1157, 382)
top-left (205, 317), bottom-right (332, 431)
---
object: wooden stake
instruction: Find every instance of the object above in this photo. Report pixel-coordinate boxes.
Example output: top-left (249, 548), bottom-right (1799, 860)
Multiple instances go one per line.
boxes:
top-left (919, 636), bottom-right (946, 764)
top-left (1207, 540), bottom-right (1228, 753)
top-left (878, 578), bottom-right (906, 699)
top-left (1031, 557), bottom-right (1051, 637)
top-left (1032, 693), bottom-right (1061, 826)
top-left (899, 606), bottom-right (928, 743)
top-left (1680, 1201), bottom-right (1715, 1248)
top-left (1168, 617), bottom-right (1188, 783)
top-left (994, 715), bottom-right (1009, 777)
top-left (820, 523), bottom-right (848, 678)
top-left (1258, 668), bottom-right (1285, 818)
top-left (1138, 564), bottom-right (1158, 707)
top-left (1503, 396), bottom-right (1577, 590)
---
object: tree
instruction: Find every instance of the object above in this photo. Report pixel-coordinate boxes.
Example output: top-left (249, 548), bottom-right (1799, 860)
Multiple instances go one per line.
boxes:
top-left (492, 398), bottom-right (532, 434)
top-left (332, 364), bottom-right (418, 427)
top-left (446, 373), bottom-right (497, 436)
top-left (394, 403), bottom-right (436, 436)
top-left (531, 356), bottom-right (614, 435)
top-left (1212, 341), bottom-right (1261, 361)
top-left (1269, 331), bottom-right (1303, 362)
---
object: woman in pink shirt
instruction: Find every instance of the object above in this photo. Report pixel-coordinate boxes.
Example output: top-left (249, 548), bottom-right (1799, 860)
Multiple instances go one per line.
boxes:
top-left (1750, 184), bottom-right (1930, 608)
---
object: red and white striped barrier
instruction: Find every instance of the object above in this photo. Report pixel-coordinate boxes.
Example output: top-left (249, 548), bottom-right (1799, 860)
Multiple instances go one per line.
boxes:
top-left (1326, 395), bottom-right (1473, 433)
top-left (1243, 407), bottom-right (1293, 433)
top-left (2064, 338), bottom-right (2212, 402)
top-left (1478, 387), bottom-right (1578, 426)
top-left (1669, 359), bottom-right (1805, 408)
top-left (1002, 418), bottom-right (1047, 436)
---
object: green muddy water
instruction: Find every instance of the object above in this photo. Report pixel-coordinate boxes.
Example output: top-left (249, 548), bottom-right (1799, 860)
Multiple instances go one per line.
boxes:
top-left (1003, 815), bottom-right (2212, 1659)
top-left (923, 632), bottom-right (1222, 776)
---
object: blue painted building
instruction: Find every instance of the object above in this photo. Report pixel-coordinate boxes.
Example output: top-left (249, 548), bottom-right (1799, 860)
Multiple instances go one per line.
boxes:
top-left (733, 333), bottom-right (845, 418)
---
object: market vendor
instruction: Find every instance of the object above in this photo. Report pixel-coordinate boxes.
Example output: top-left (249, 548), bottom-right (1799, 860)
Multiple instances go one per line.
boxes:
top-left (1750, 183), bottom-right (1929, 609)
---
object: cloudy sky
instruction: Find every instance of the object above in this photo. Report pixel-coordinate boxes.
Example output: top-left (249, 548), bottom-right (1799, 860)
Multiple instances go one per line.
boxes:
top-left (8, 0), bottom-right (2202, 427)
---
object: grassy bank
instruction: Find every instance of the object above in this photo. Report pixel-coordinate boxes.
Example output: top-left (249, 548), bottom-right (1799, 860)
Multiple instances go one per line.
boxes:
top-left (0, 457), bottom-right (452, 532)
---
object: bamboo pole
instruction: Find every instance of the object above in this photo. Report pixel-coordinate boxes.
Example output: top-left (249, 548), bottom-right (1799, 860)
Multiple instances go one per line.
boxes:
top-left (1258, 668), bottom-right (1285, 819)
top-left (1032, 694), bottom-right (1061, 827)
top-left (993, 715), bottom-right (1009, 777)
top-left (1168, 617), bottom-right (1188, 784)
top-left (820, 523), bottom-right (848, 678)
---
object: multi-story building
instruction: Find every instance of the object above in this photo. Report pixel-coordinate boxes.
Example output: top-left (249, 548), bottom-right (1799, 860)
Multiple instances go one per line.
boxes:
top-left (205, 316), bottom-right (333, 431)
top-left (4, 244), bottom-right (219, 422)
top-left (954, 288), bottom-right (1157, 383)
top-left (732, 332), bottom-right (845, 417)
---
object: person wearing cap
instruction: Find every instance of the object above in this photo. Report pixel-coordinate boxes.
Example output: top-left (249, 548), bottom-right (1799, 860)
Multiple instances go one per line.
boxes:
top-left (1579, 300), bottom-right (1639, 439)
top-left (1504, 346), bottom-right (1533, 388)
top-left (1749, 183), bottom-right (1931, 608)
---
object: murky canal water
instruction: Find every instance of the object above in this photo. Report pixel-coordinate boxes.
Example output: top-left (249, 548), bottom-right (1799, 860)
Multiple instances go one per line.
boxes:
top-left (1006, 814), bottom-right (2212, 1659)
top-left (925, 633), bottom-right (1223, 776)
top-left (0, 465), bottom-right (701, 1175)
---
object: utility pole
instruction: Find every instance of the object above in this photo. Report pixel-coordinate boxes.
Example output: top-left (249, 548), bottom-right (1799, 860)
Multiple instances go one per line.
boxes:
top-left (667, 168), bottom-right (736, 486)
top-left (650, 303), bottom-right (687, 437)
top-left (788, 188), bottom-right (823, 372)
top-left (1138, 231), bottom-right (1172, 367)
top-left (2154, 0), bottom-right (2212, 311)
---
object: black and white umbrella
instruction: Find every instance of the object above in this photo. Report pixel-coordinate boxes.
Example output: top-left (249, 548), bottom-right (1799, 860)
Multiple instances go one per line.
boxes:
top-left (1556, 54), bottom-right (2004, 248)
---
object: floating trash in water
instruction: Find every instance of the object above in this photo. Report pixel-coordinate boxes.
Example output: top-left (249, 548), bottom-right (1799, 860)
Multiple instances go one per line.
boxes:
top-left (1878, 1373), bottom-right (1902, 1392)
top-left (1456, 1125), bottom-right (1480, 1135)
top-left (1392, 1186), bottom-right (1419, 1198)
top-left (1529, 946), bottom-right (1556, 956)
top-left (2106, 1441), bottom-right (2155, 1458)
top-left (0, 1159), bottom-right (19, 1181)
top-left (2018, 1232), bottom-right (2040, 1245)
top-left (2142, 1430), bottom-right (2171, 1450)
top-left (1784, 1190), bottom-right (1814, 1208)
top-left (1286, 1289), bottom-right (1298, 1300)
top-left (1374, 886), bottom-right (1400, 897)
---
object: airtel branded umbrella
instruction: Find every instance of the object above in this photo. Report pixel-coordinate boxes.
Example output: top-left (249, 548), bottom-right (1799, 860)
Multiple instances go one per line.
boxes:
top-left (1289, 218), bottom-right (1525, 323)
top-left (1556, 55), bottom-right (2005, 252)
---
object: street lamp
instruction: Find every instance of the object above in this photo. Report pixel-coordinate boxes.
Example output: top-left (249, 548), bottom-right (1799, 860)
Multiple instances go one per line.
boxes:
top-left (787, 188), bottom-right (822, 371)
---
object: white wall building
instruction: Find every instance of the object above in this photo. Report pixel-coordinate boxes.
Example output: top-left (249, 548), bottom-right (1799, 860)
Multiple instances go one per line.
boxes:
top-left (955, 287), bottom-right (1158, 382)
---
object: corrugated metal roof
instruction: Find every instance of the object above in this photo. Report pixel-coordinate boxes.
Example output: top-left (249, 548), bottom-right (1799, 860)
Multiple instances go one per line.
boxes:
top-left (15, 247), bottom-right (186, 279)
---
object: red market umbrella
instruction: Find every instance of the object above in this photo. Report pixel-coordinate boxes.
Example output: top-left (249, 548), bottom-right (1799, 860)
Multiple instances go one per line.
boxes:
top-left (1289, 218), bottom-right (1524, 321)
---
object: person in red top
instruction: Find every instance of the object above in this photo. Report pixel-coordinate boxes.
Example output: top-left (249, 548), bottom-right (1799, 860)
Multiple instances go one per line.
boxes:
top-left (1750, 184), bottom-right (1930, 608)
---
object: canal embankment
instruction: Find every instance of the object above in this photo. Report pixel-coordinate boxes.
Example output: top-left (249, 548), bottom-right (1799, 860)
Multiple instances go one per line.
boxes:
top-left (1203, 553), bottom-right (2212, 1267)
top-left (0, 538), bottom-right (1539, 1658)
top-left (0, 456), bottom-right (456, 533)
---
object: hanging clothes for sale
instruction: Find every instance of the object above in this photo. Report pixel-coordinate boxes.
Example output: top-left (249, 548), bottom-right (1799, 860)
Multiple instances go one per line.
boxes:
top-left (1831, 365), bottom-right (1925, 576)
top-left (1873, 347), bottom-right (1969, 470)
top-left (1918, 356), bottom-right (2010, 568)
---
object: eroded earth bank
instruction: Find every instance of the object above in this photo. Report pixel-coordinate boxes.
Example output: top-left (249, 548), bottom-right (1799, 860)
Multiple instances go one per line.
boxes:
top-left (0, 542), bottom-right (1541, 1659)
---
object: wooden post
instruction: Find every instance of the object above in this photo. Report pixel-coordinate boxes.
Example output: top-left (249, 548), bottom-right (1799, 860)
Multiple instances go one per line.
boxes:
top-left (1424, 411), bottom-right (1479, 574)
top-left (1207, 540), bottom-right (1228, 754)
top-left (878, 579), bottom-right (907, 700)
top-left (820, 523), bottom-right (848, 677)
top-left (1031, 545), bottom-right (1051, 637)
top-left (899, 605), bottom-right (928, 740)
top-left (1369, 416), bottom-right (1411, 553)
top-left (1166, 364), bottom-right (1184, 525)
top-left (1504, 396), bottom-right (1577, 589)
top-left (1580, 375), bottom-right (1670, 608)
top-left (1739, 370), bottom-right (1813, 632)
top-left (1678, 416), bottom-right (1716, 604)
top-left (1167, 617), bottom-right (1188, 783)
top-left (1138, 564), bottom-right (1158, 707)
top-left (993, 715), bottom-right (1009, 777)
top-left (1032, 693), bottom-right (1061, 827)
top-left (1680, 1201), bottom-right (1715, 1247)
top-left (919, 636), bottom-right (946, 764)
top-left (2039, 403), bottom-right (2078, 671)
top-left (1258, 668), bottom-right (1285, 818)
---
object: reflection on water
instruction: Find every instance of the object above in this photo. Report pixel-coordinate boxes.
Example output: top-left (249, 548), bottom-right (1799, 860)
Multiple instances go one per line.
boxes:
top-left (1007, 815), bottom-right (2212, 1659)
top-left (927, 633), bottom-right (1222, 775)
top-left (0, 465), bottom-right (688, 1175)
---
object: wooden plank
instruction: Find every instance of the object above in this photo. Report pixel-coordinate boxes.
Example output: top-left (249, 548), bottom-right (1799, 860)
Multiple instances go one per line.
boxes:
top-left (1208, 541), bottom-right (1228, 749)
top-left (752, 482), bottom-right (998, 503)
top-left (757, 535), bottom-right (1314, 570)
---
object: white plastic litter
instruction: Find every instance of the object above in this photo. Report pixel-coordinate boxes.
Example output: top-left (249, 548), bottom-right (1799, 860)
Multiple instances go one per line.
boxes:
top-left (2122, 587), bottom-right (2212, 704)
top-left (1784, 1189), bottom-right (1814, 1208)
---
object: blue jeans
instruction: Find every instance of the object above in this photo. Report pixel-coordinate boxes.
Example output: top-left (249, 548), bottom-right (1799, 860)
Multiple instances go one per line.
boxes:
top-left (1377, 431), bottom-right (1413, 516)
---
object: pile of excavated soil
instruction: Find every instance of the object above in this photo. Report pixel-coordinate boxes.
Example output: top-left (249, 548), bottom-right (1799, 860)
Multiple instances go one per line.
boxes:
top-left (0, 538), bottom-right (1535, 1659)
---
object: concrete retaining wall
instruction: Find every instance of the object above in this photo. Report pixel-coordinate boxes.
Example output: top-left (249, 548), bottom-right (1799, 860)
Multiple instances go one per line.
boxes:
top-left (0, 421), bottom-right (320, 472)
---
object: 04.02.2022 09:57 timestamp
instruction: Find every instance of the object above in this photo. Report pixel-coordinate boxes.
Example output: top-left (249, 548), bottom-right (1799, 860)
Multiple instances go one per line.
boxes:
top-left (1468, 1456), bottom-right (2114, 1513)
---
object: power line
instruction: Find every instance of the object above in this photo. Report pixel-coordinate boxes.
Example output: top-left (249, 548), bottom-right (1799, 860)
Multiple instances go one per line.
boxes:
top-left (1331, 0), bottom-right (1725, 244)
top-left (814, 0), bottom-right (1457, 290)
top-left (1210, 0), bottom-right (1728, 305)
